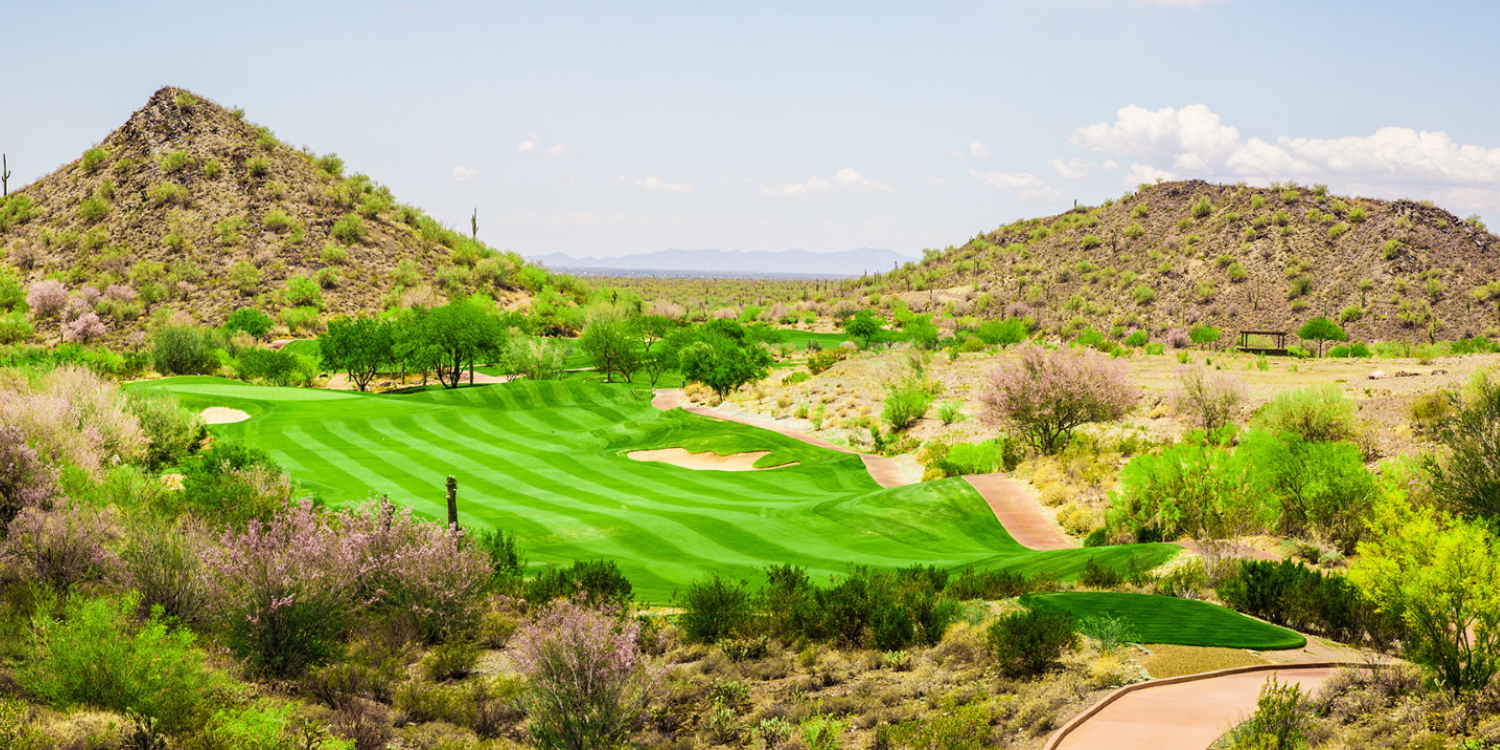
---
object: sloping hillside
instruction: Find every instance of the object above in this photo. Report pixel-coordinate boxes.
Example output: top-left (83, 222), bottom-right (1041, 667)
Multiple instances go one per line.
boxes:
top-left (870, 180), bottom-right (1500, 344)
top-left (0, 86), bottom-right (555, 340)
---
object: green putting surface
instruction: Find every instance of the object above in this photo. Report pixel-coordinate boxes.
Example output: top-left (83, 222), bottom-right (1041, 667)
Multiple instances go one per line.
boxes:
top-left (1020, 592), bottom-right (1307, 650)
top-left (136, 378), bottom-right (1177, 602)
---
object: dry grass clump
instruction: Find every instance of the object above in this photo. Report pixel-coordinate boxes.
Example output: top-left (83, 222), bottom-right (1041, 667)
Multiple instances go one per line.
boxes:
top-left (1142, 644), bottom-right (1267, 678)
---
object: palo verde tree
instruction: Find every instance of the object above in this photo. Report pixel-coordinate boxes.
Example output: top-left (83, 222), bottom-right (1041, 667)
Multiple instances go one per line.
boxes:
top-left (674, 319), bottom-right (773, 402)
top-left (1351, 495), bottom-right (1500, 694)
top-left (1425, 372), bottom-right (1500, 520)
top-left (980, 346), bottom-right (1138, 454)
top-left (1296, 317), bottom-right (1347, 358)
top-left (319, 316), bottom-right (394, 391)
top-left (842, 309), bottom-right (886, 348)
top-left (579, 315), bottom-right (642, 383)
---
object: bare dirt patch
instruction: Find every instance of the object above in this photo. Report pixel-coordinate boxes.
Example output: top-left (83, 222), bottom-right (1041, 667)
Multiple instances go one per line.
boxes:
top-left (200, 407), bottom-right (251, 424)
top-left (626, 448), bottom-right (798, 472)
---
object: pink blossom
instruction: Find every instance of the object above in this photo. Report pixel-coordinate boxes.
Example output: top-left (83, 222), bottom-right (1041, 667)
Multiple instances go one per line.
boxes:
top-left (980, 346), bottom-right (1139, 454)
top-left (63, 312), bottom-right (106, 343)
top-left (102, 284), bottom-right (138, 303)
top-left (26, 280), bottom-right (67, 319)
top-left (2, 502), bottom-right (121, 590)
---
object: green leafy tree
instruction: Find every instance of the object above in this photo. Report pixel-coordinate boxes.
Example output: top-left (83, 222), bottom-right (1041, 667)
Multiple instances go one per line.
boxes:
top-left (1351, 495), bottom-right (1500, 694)
top-left (1296, 317), bottom-right (1347, 357)
top-left (579, 316), bottom-right (642, 383)
top-left (400, 300), bottom-right (508, 388)
top-left (676, 320), bottom-right (773, 401)
top-left (319, 316), bottom-right (394, 391)
top-left (842, 309), bottom-right (886, 348)
top-left (1425, 372), bottom-right (1500, 520)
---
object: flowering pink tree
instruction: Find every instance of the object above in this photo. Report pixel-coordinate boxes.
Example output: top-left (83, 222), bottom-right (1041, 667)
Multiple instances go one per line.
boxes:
top-left (63, 312), bottom-right (106, 343)
top-left (511, 600), bottom-right (655, 750)
top-left (0, 425), bottom-right (58, 526)
top-left (337, 496), bottom-right (492, 642)
top-left (980, 346), bottom-right (1139, 454)
top-left (25, 280), bottom-right (67, 319)
top-left (2, 502), bottom-right (121, 591)
top-left (201, 500), bottom-right (359, 676)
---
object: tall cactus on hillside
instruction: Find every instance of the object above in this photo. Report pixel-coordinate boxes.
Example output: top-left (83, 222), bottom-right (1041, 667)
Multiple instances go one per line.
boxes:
top-left (2, 154), bottom-right (9, 197)
top-left (470, 208), bottom-right (478, 241)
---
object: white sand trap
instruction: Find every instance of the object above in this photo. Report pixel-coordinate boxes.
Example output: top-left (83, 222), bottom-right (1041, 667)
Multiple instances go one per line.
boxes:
top-left (200, 407), bottom-right (252, 424)
top-left (627, 448), bottom-right (799, 472)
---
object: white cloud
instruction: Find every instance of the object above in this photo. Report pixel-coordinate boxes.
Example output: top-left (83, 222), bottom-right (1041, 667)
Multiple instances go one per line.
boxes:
top-left (833, 168), bottom-right (893, 194)
top-left (622, 175), bottom-right (695, 193)
top-left (923, 177), bottom-right (946, 186)
top-left (451, 166), bottom-right (479, 182)
top-left (1047, 157), bottom-right (1097, 180)
top-left (1122, 163), bottom-right (1180, 187)
top-left (968, 169), bottom-right (1063, 202)
top-left (947, 141), bottom-right (991, 159)
top-left (759, 177), bottom-right (832, 198)
top-left (518, 133), bottom-right (568, 156)
top-left (1070, 104), bottom-right (1500, 204)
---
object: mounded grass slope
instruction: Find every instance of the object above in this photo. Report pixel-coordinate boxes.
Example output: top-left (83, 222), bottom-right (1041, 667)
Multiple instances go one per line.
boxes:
top-left (1021, 592), bottom-right (1306, 650)
top-left (137, 378), bottom-right (1177, 601)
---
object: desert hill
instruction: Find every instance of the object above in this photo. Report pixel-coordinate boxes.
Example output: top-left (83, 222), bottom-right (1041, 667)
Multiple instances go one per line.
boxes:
top-left (0, 86), bottom-right (554, 340)
top-left (869, 180), bottom-right (1500, 345)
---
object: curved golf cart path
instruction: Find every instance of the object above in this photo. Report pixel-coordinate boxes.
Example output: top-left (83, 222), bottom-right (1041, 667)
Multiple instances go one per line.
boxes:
top-left (1047, 662), bottom-right (1368, 750)
top-left (650, 389), bottom-right (1072, 551)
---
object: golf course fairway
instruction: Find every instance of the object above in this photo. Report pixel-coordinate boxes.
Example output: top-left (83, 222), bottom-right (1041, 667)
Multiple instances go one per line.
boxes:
top-left (138, 378), bottom-right (1179, 601)
top-left (1021, 592), bottom-right (1307, 649)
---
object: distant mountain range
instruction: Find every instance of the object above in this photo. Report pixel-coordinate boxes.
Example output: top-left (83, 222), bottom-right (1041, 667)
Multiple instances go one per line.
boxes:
top-left (525, 248), bottom-right (918, 279)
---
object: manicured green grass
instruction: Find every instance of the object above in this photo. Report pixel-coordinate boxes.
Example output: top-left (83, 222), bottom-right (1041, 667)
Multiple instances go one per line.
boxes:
top-left (136, 378), bottom-right (1177, 602)
top-left (1020, 592), bottom-right (1307, 650)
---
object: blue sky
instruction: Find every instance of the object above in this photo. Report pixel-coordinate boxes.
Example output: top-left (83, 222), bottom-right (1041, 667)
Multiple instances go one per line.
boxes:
top-left (5, 0), bottom-right (1499, 258)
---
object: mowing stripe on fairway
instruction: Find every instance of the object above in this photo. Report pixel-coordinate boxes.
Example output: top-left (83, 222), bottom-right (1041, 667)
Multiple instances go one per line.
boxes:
top-left (137, 378), bottom-right (1179, 602)
top-left (1020, 592), bottom-right (1307, 650)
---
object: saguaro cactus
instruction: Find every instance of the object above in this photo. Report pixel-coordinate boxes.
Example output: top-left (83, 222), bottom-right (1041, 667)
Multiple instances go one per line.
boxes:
top-left (470, 208), bottom-right (477, 241)
top-left (445, 475), bottom-right (459, 529)
top-left (2, 154), bottom-right (9, 197)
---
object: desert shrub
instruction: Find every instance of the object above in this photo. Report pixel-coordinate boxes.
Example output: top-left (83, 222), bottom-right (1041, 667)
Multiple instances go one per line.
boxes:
top-left (0, 425), bottom-right (59, 527)
top-left (987, 608), bottom-right (1076, 677)
top-left (160, 150), bottom-right (193, 173)
top-left (973, 317), bottom-right (1029, 347)
top-left (341, 497), bottom-right (492, 642)
top-left (525, 559), bottom-right (634, 609)
top-left (280, 305), bottom-right (322, 334)
top-left (980, 346), bottom-right (1137, 454)
top-left (236, 346), bottom-right (316, 387)
top-left (18, 593), bottom-right (223, 732)
top-left (152, 325), bottom-right (221, 375)
top-left (224, 307), bottom-right (274, 338)
top-left (470, 527), bottom-right (526, 579)
top-left (2, 503), bottom-right (120, 591)
top-left (948, 568), bottom-right (1040, 600)
top-left (124, 389), bottom-right (205, 469)
top-left (1123, 329), bottom-right (1148, 347)
top-left (1222, 679), bottom-right (1311, 750)
top-left (1078, 557), bottom-right (1123, 588)
top-left (77, 196), bottom-right (110, 223)
top-left (782, 370), bottom-right (810, 385)
top-left (120, 514), bottom-right (213, 626)
top-left (512, 600), bottom-right (655, 750)
top-left (320, 242), bottom-right (349, 265)
top-left (202, 158), bottom-right (222, 178)
top-left (1217, 559), bottom-right (1383, 644)
top-left (0, 366), bottom-right (146, 474)
top-left (1426, 373), bottom-right (1500, 520)
top-left (0, 312), bottom-right (33, 343)
top-left (1108, 436), bottom-right (1269, 541)
top-left (679, 572), bottom-right (754, 644)
top-left (284, 275), bottom-right (324, 309)
top-left (805, 348), bottom-right (848, 375)
top-left (1171, 365), bottom-right (1246, 431)
top-left (332, 214), bottom-right (366, 245)
top-left (882, 382), bottom-right (934, 431)
top-left (1238, 430), bottom-right (1376, 551)
top-left (80, 147), bottom-right (110, 173)
top-left (1077, 614), bottom-right (1137, 651)
top-left (245, 155), bottom-right (270, 177)
top-left (423, 641), bottom-right (482, 682)
top-left (925, 438), bottom-right (1013, 477)
top-left (1131, 284), bottom-right (1156, 305)
top-left (203, 500), bottom-right (359, 677)
top-left (228, 260), bottom-right (263, 295)
top-left (1251, 384), bottom-right (1357, 443)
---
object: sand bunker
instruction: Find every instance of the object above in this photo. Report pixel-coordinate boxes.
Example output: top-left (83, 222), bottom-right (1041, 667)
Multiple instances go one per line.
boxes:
top-left (627, 448), bottom-right (798, 472)
top-left (200, 407), bottom-right (252, 424)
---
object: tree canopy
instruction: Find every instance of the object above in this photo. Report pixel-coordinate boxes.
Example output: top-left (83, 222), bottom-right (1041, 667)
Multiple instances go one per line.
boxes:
top-left (674, 320), bottom-right (773, 401)
top-left (1297, 317), bottom-right (1347, 357)
top-left (319, 316), bottom-right (393, 392)
top-left (842, 309), bottom-right (885, 349)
